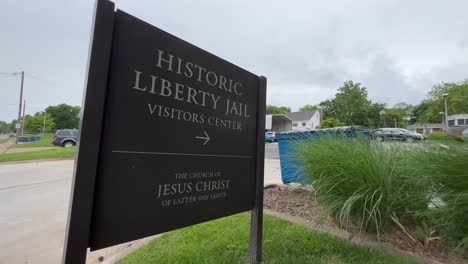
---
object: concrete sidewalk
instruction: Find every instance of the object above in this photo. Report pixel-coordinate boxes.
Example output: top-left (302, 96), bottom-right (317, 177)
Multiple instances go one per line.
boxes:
top-left (0, 139), bottom-right (15, 154)
top-left (264, 158), bottom-right (282, 185)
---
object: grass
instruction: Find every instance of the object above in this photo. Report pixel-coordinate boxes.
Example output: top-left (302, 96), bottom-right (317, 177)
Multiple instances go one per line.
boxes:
top-left (0, 137), bottom-right (12, 144)
top-left (425, 131), bottom-right (466, 144)
top-left (119, 213), bottom-right (423, 264)
top-left (10, 134), bottom-right (56, 148)
top-left (295, 136), bottom-right (468, 257)
top-left (0, 147), bottom-right (76, 163)
top-left (296, 137), bottom-right (430, 234)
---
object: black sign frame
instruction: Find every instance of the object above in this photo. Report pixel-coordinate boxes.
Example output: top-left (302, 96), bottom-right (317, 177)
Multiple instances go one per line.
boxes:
top-left (62, 0), bottom-right (266, 263)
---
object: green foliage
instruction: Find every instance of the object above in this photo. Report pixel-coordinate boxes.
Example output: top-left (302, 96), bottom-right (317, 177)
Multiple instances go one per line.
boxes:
top-left (299, 104), bottom-right (319, 112)
top-left (425, 132), bottom-right (447, 140)
top-left (45, 104), bottom-right (80, 129)
top-left (0, 147), bottom-right (76, 163)
top-left (23, 113), bottom-right (55, 133)
top-left (297, 137), bottom-right (430, 234)
top-left (384, 103), bottom-right (415, 128)
top-left (297, 138), bottom-right (468, 256)
top-left (266, 105), bottom-right (290, 115)
top-left (411, 144), bottom-right (468, 256)
top-left (120, 213), bottom-right (422, 264)
top-left (9, 119), bottom-right (17, 132)
top-left (321, 117), bottom-right (345, 128)
top-left (0, 120), bottom-right (10, 133)
top-left (412, 80), bottom-right (468, 123)
top-left (319, 81), bottom-right (384, 128)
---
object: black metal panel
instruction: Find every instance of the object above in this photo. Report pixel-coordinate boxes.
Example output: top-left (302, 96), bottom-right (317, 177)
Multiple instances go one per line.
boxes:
top-left (62, 0), bottom-right (115, 263)
top-left (88, 10), bottom-right (261, 250)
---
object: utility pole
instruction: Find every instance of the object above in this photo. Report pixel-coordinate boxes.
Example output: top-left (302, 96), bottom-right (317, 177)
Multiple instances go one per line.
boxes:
top-left (443, 93), bottom-right (449, 132)
top-left (15, 71), bottom-right (24, 144)
top-left (394, 118), bottom-right (397, 128)
top-left (21, 100), bottom-right (26, 136)
top-left (42, 111), bottom-right (47, 136)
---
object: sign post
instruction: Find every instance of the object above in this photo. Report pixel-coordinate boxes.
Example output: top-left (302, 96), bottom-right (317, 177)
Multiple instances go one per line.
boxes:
top-left (63, 1), bottom-right (266, 263)
top-left (250, 76), bottom-right (266, 264)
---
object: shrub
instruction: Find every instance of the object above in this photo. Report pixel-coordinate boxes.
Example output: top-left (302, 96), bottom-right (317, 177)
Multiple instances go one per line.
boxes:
top-left (296, 137), bottom-right (430, 234)
top-left (412, 144), bottom-right (468, 256)
top-left (297, 137), bottom-right (468, 256)
top-left (425, 131), bottom-right (447, 141)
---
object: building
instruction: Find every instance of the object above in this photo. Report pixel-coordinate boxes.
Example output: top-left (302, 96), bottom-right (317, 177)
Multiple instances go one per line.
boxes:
top-left (286, 111), bottom-right (321, 132)
top-left (265, 114), bottom-right (293, 133)
top-left (447, 114), bottom-right (468, 127)
top-left (407, 123), bottom-right (445, 135)
top-left (407, 114), bottom-right (468, 136)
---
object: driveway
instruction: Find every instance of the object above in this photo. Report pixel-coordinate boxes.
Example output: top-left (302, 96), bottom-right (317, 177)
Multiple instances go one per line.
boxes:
top-left (0, 160), bottom-right (73, 263)
top-left (265, 142), bottom-right (279, 159)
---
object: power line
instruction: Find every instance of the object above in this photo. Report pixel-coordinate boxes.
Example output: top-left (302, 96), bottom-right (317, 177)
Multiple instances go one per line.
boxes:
top-left (0, 72), bottom-right (21, 76)
top-left (0, 75), bottom-right (16, 79)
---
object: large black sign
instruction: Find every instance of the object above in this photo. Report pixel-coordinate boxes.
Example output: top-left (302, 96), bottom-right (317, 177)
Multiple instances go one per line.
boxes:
top-left (91, 9), bottom-right (259, 249)
top-left (63, 0), bottom-right (266, 263)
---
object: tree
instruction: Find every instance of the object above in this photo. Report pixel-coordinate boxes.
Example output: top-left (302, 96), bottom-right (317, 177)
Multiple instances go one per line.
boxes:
top-left (23, 112), bottom-right (55, 133)
top-left (384, 103), bottom-right (414, 128)
top-left (366, 103), bottom-right (385, 128)
top-left (45, 104), bottom-right (80, 129)
top-left (321, 117), bottom-right (345, 128)
top-left (319, 99), bottom-right (336, 119)
top-left (319, 81), bottom-right (381, 127)
top-left (299, 104), bottom-right (319, 112)
top-left (9, 120), bottom-right (17, 133)
top-left (0, 121), bottom-right (9, 133)
top-left (412, 80), bottom-right (468, 124)
top-left (266, 105), bottom-right (291, 115)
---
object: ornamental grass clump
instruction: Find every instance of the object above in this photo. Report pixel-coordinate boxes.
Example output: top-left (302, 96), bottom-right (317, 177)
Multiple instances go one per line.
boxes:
top-left (412, 144), bottom-right (468, 256)
top-left (296, 136), bottom-right (430, 234)
top-left (297, 136), bottom-right (468, 256)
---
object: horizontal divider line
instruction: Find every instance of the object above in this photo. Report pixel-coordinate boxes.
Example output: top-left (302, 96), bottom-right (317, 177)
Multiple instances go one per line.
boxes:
top-left (112, 150), bottom-right (253, 159)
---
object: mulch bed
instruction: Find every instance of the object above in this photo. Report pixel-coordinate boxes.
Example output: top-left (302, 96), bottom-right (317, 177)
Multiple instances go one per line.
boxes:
top-left (263, 184), bottom-right (467, 264)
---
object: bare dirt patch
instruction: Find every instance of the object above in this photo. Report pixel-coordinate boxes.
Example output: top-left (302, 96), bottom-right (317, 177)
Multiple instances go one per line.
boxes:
top-left (264, 184), bottom-right (467, 264)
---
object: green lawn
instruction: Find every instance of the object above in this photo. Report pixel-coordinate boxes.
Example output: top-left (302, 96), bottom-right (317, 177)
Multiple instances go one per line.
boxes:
top-left (10, 134), bottom-right (57, 148)
top-left (119, 213), bottom-right (423, 264)
top-left (0, 137), bottom-right (12, 144)
top-left (0, 147), bottom-right (76, 163)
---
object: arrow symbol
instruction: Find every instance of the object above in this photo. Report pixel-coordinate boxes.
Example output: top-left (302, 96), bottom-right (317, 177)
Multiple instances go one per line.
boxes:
top-left (195, 131), bottom-right (210, 146)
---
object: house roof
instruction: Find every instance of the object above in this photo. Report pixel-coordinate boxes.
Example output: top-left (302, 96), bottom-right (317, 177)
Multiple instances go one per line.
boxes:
top-left (407, 123), bottom-right (445, 129)
top-left (285, 111), bottom-right (317, 121)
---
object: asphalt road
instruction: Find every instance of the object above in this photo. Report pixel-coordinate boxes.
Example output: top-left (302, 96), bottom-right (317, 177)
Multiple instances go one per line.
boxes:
top-left (265, 142), bottom-right (279, 159)
top-left (0, 160), bottom-right (73, 264)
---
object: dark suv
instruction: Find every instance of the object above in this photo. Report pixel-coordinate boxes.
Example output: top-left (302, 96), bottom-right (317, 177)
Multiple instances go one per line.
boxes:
top-left (53, 129), bottom-right (79, 147)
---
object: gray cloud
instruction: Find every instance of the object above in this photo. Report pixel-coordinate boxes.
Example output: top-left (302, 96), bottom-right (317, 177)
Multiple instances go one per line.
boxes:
top-left (1, 0), bottom-right (468, 120)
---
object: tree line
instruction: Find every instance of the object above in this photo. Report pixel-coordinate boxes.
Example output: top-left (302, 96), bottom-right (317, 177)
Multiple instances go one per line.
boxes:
top-left (0, 104), bottom-right (80, 134)
top-left (266, 79), bottom-right (468, 128)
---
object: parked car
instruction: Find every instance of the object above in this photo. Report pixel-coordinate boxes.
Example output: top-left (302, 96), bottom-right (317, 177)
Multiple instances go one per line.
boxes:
top-left (265, 131), bottom-right (276, 142)
top-left (53, 129), bottom-right (79, 147)
top-left (373, 128), bottom-right (424, 142)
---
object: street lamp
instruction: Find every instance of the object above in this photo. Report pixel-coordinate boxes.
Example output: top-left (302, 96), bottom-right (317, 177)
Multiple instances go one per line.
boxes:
top-left (443, 93), bottom-right (449, 132)
top-left (379, 110), bottom-right (386, 127)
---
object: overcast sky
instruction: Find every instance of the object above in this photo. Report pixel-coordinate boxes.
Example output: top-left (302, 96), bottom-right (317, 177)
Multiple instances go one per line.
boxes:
top-left (1, 0), bottom-right (468, 122)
